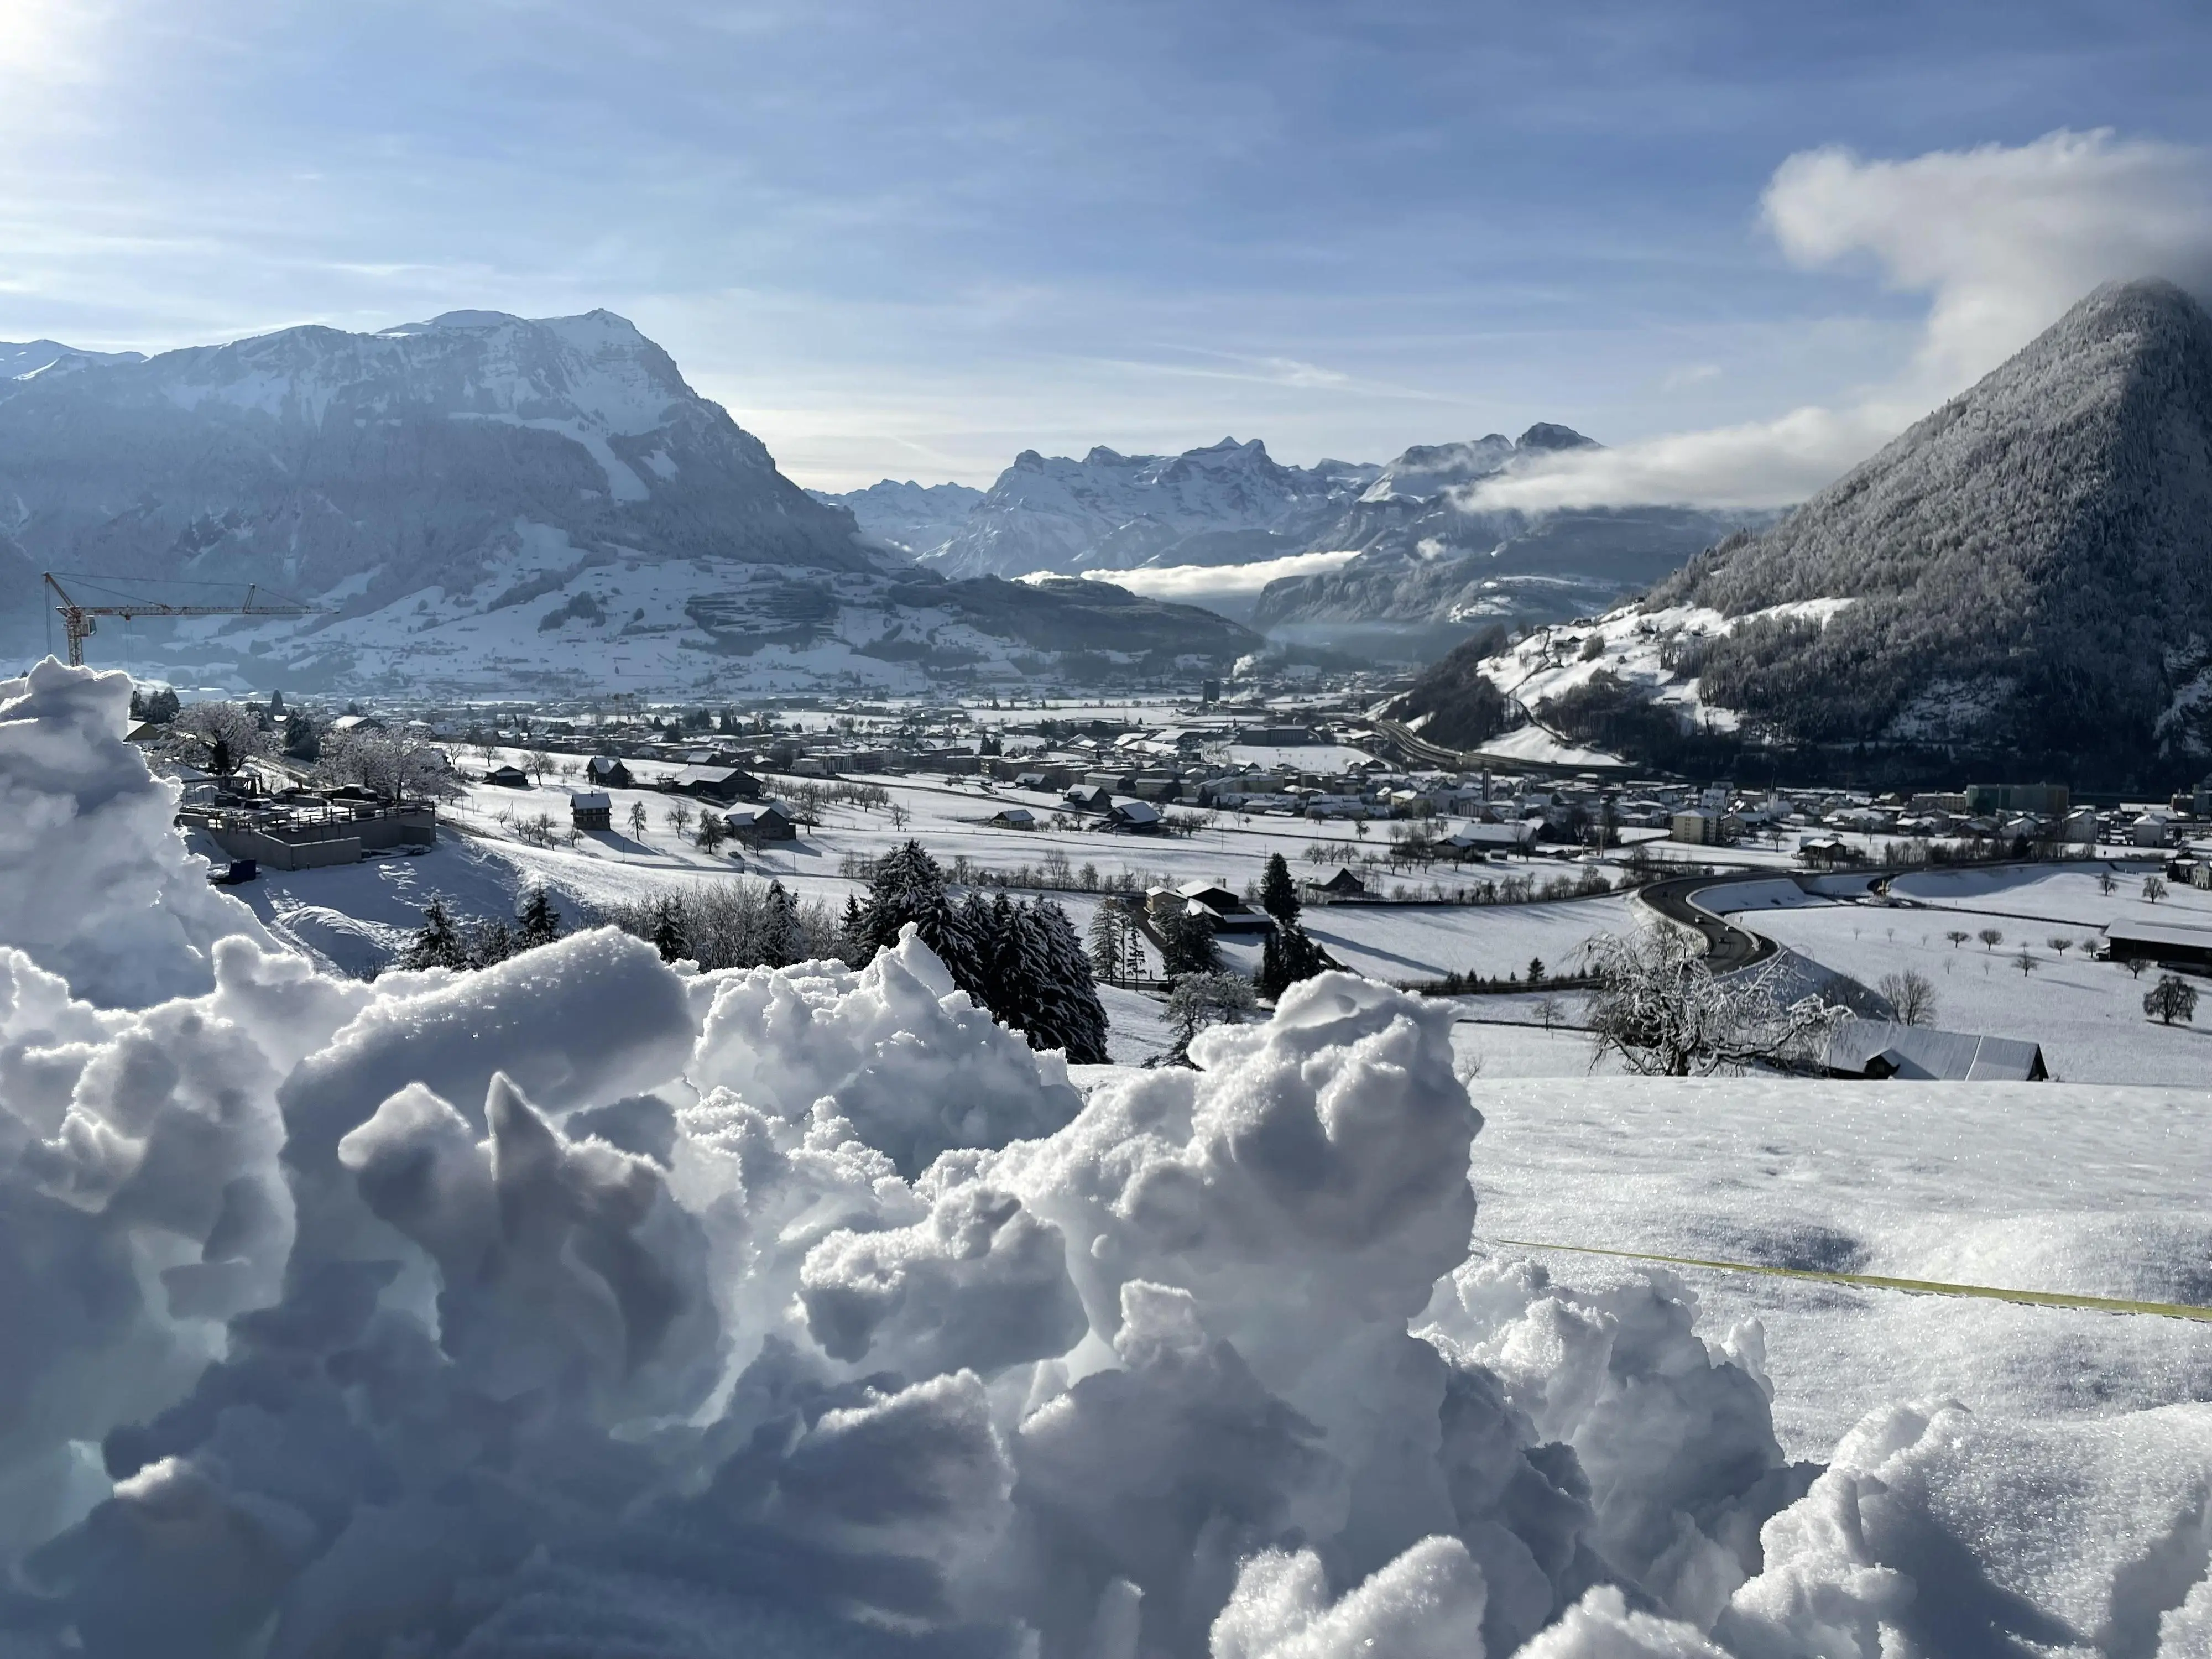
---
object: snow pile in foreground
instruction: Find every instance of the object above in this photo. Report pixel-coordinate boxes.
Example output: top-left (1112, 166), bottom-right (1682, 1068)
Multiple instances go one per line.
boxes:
top-left (0, 661), bottom-right (272, 1006)
top-left (1, 662), bottom-right (2208, 1657)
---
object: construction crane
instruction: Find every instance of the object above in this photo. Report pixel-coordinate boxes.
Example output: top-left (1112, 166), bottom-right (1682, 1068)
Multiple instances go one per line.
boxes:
top-left (43, 572), bottom-right (324, 667)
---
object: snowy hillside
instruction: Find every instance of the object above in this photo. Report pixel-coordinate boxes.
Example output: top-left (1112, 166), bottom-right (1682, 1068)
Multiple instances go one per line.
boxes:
top-left (1650, 278), bottom-right (2212, 781)
top-left (0, 314), bottom-right (1251, 691)
top-left (926, 437), bottom-right (1378, 578)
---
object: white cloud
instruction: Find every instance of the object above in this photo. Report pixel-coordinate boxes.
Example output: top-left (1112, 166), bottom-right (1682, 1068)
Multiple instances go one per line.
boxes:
top-left (1074, 548), bottom-right (1361, 601)
top-left (1469, 129), bottom-right (2212, 513)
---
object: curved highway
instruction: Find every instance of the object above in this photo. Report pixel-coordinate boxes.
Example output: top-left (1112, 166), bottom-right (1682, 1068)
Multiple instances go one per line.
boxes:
top-left (1631, 872), bottom-right (1787, 970)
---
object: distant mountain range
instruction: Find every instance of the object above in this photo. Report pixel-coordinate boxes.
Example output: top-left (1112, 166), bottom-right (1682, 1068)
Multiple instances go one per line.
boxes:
top-left (1389, 279), bottom-right (2212, 786)
top-left (821, 426), bottom-right (1764, 656)
top-left (0, 312), bottom-right (1252, 692)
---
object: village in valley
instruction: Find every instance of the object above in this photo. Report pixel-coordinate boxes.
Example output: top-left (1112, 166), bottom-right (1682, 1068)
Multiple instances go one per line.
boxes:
top-left (135, 666), bottom-right (2212, 1086)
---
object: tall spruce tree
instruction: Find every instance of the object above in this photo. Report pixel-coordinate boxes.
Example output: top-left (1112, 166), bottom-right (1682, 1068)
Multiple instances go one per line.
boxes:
top-left (760, 881), bottom-right (803, 968)
top-left (1157, 905), bottom-right (1220, 978)
top-left (838, 894), bottom-right (871, 966)
top-left (1088, 901), bottom-right (1125, 980)
top-left (1259, 852), bottom-right (1300, 924)
top-left (1026, 900), bottom-right (1110, 1062)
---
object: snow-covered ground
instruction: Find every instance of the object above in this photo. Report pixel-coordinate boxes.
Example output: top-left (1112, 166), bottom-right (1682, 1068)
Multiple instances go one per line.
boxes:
top-left (8, 660), bottom-right (2212, 1655)
top-left (1713, 867), bottom-right (2212, 1084)
top-left (1465, 1073), bottom-right (2212, 1458)
top-left (1305, 895), bottom-right (1628, 983)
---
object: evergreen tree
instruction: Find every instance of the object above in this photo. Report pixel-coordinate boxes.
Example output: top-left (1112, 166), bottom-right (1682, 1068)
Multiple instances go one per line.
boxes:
top-left (468, 918), bottom-right (515, 968)
top-left (1259, 852), bottom-right (1300, 924)
top-left (863, 841), bottom-right (983, 995)
top-left (269, 690), bottom-right (286, 715)
top-left (760, 881), bottom-right (803, 968)
top-left (517, 886), bottom-right (563, 948)
top-left (1528, 956), bottom-right (1547, 986)
top-left (649, 895), bottom-right (690, 963)
top-left (400, 898), bottom-right (470, 971)
top-left (1157, 905), bottom-right (1220, 978)
top-left (282, 711), bottom-right (320, 761)
top-left (839, 894), bottom-right (872, 966)
top-left (1088, 900), bottom-right (1125, 980)
top-left (1024, 900), bottom-right (1109, 1063)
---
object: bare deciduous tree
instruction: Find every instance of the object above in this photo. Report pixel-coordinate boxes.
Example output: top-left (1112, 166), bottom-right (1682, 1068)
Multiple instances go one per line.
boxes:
top-left (1585, 926), bottom-right (1848, 1077)
top-left (1876, 969), bottom-right (1938, 1027)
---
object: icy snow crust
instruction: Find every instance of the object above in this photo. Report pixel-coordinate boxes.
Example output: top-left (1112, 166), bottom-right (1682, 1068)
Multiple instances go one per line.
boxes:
top-left (2, 663), bottom-right (2210, 1656)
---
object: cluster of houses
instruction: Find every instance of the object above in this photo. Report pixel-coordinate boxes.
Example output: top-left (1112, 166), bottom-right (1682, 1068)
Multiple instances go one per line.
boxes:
top-left (1658, 779), bottom-right (2212, 862)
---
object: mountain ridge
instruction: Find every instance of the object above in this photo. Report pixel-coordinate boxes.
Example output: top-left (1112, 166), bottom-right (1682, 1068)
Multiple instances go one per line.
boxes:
top-left (0, 312), bottom-right (1254, 691)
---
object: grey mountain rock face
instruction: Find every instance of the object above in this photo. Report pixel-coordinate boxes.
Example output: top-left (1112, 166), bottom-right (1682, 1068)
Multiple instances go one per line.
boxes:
top-left (1652, 278), bottom-right (2212, 778)
top-left (808, 478), bottom-right (985, 559)
top-left (1254, 425), bottom-right (1760, 640)
top-left (0, 314), bottom-right (1253, 688)
top-left (924, 437), bottom-right (1379, 578)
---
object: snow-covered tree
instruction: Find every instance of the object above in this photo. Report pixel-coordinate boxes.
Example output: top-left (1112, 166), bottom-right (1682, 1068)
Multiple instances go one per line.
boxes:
top-left (1585, 926), bottom-right (1847, 1077)
top-left (398, 898), bottom-right (470, 972)
top-left (1164, 971), bottom-right (1258, 1063)
top-left (1022, 900), bottom-right (1109, 1063)
top-left (517, 886), bottom-right (562, 948)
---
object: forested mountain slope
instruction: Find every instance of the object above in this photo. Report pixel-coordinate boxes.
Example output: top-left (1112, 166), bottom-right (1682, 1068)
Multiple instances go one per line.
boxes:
top-left (1652, 279), bottom-right (2212, 780)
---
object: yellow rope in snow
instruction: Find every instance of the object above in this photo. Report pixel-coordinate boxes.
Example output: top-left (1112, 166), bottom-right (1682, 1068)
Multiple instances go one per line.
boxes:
top-left (1485, 1239), bottom-right (2212, 1323)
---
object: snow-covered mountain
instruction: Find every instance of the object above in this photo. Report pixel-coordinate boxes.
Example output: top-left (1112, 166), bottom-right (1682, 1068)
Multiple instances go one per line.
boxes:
top-left (807, 478), bottom-right (984, 559)
top-left (1253, 426), bottom-right (1762, 646)
top-left (924, 438), bottom-right (1379, 578)
top-left (0, 314), bottom-right (1252, 692)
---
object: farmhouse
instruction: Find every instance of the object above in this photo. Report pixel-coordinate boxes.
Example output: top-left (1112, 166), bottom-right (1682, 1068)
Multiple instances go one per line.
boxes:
top-left (723, 801), bottom-right (797, 847)
top-left (570, 790), bottom-right (612, 831)
top-left (670, 766), bottom-right (761, 806)
top-left (1825, 1020), bottom-right (2047, 1082)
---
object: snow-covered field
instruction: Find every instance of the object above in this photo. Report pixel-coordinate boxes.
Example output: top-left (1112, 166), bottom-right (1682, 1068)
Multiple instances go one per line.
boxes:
top-left (1465, 1074), bottom-right (2212, 1457)
top-left (9, 664), bottom-right (2211, 1655)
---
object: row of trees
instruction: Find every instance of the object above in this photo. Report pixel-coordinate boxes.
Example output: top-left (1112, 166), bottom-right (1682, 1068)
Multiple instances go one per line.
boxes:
top-left (399, 888), bottom-right (565, 971)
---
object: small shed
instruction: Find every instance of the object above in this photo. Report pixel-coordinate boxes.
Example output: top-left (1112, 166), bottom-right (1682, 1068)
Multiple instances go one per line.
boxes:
top-left (1307, 867), bottom-right (1368, 900)
top-left (571, 790), bottom-right (612, 831)
top-left (586, 755), bottom-right (633, 790)
top-left (990, 806), bottom-right (1038, 830)
top-left (724, 801), bottom-right (797, 846)
top-left (485, 764), bottom-right (532, 789)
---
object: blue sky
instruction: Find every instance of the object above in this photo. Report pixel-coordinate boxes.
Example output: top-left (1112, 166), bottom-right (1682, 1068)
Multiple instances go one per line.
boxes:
top-left (4, 0), bottom-right (2211, 489)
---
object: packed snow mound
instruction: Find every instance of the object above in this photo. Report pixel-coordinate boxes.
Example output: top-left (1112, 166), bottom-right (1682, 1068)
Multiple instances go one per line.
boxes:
top-left (0, 660), bottom-right (272, 1006)
top-left (2, 685), bottom-right (2209, 1655)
